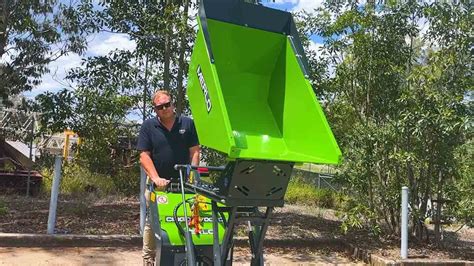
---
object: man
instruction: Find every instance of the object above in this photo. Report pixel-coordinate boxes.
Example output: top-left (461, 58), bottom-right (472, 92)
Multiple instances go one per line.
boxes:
top-left (137, 90), bottom-right (200, 266)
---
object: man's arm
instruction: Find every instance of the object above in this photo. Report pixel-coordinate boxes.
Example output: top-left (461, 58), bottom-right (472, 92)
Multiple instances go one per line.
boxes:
top-left (140, 151), bottom-right (170, 188)
top-left (189, 145), bottom-right (200, 166)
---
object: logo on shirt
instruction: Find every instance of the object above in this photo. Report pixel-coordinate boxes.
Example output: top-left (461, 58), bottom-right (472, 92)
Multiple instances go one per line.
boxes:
top-left (179, 129), bottom-right (186, 134)
top-left (197, 65), bottom-right (212, 113)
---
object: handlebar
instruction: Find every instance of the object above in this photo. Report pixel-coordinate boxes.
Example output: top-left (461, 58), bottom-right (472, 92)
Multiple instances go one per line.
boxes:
top-left (148, 181), bottom-right (182, 193)
top-left (148, 164), bottom-right (225, 193)
top-left (174, 164), bottom-right (226, 171)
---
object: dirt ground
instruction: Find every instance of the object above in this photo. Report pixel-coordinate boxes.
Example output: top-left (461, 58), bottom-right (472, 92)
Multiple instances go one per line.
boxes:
top-left (0, 194), bottom-right (473, 263)
top-left (0, 247), bottom-right (363, 266)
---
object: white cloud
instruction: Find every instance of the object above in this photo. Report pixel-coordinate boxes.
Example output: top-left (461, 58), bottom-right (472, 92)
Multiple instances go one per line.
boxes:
top-left (88, 33), bottom-right (136, 56)
top-left (417, 17), bottom-right (429, 37)
top-left (273, 0), bottom-right (297, 3)
top-left (305, 40), bottom-right (337, 78)
top-left (404, 17), bottom-right (431, 50)
top-left (292, 0), bottom-right (324, 12)
top-left (188, 0), bottom-right (199, 19)
top-left (308, 40), bottom-right (324, 58)
top-left (24, 33), bottom-right (137, 98)
top-left (23, 75), bottom-right (69, 98)
top-left (268, 0), bottom-right (323, 12)
top-left (53, 53), bottom-right (83, 70)
top-left (23, 52), bottom-right (81, 98)
top-left (1, 45), bottom-right (16, 64)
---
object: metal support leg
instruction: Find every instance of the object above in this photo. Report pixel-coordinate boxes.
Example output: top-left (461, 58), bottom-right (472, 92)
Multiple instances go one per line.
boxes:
top-left (173, 163), bottom-right (278, 266)
top-left (148, 185), bottom-right (162, 241)
top-left (211, 201), bottom-right (222, 266)
top-left (178, 168), bottom-right (196, 266)
top-left (220, 207), bottom-right (237, 265)
top-left (250, 207), bottom-right (273, 266)
top-left (147, 186), bottom-right (163, 264)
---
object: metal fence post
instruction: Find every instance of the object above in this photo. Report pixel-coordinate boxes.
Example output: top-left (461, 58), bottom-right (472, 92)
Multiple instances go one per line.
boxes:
top-left (140, 166), bottom-right (146, 236)
top-left (401, 186), bottom-right (409, 259)
top-left (47, 156), bottom-right (62, 234)
top-left (26, 117), bottom-right (34, 197)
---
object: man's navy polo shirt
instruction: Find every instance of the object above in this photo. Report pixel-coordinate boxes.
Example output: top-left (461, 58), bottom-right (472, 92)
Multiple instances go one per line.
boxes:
top-left (137, 115), bottom-right (199, 180)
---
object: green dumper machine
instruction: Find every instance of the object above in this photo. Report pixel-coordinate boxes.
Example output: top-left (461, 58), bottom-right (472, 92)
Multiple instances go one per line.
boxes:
top-left (149, 0), bottom-right (341, 265)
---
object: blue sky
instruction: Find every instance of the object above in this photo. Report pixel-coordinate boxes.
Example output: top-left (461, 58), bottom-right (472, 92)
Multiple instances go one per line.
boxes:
top-left (21, 32), bottom-right (136, 98)
top-left (19, 0), bottom-right (325, 99)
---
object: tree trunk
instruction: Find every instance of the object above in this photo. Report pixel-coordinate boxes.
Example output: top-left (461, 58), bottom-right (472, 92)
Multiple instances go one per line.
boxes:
top-left (163, 0), bottom-right (171, 91)
top-left (434, 170), bottom-right (443, 245)
top-left (389, 207), bottom-right (398, 235)
top-left (175, 0), bottom-right (189, 116)
top-left (142, 55), bottom-right (149, 120)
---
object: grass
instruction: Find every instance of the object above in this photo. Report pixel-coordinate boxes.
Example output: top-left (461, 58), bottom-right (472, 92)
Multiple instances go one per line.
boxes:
top-left (285, 176), bottom-right (344, 209)
top-left (40, 162), bottom-right (139, 197)
top-left (0, 200), bottom-right (8, 216)
top-left (64, 201), bottom-right (90, 217)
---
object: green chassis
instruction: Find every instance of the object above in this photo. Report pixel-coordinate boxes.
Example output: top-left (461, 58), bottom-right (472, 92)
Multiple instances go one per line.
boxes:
top-left (152, 190), bottom-right (227, 246)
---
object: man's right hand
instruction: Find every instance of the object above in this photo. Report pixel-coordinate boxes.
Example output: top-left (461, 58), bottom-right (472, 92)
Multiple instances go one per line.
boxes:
top-left (154, 177), bottom-right (170, 188)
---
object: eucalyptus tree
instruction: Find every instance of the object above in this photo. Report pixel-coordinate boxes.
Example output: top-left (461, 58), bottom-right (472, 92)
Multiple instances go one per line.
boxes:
top-left (98, 0), bottom-right (196, 116)
top-left (0, 0), bottom-right (100, 105)
top-left (35, 0), bottom-right (197, 174)
top-left (299, 1), bottom-right (471, 242)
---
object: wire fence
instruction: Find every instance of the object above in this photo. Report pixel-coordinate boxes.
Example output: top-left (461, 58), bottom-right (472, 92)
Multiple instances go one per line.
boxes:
top-left (292, 168), bottom-right (339, 191)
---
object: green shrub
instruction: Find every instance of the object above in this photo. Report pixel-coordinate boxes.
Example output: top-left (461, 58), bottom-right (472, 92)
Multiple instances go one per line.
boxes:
top-left (315, 189), bottom-right (336, 208)
top-left (285, 176), bottom-right (340, 208)
top-left (40, 167), bottom-right (53, 194)
top-left (109, 165), bottom-right (140, 196)
top-left (334, 193), bottom-right (353, 211)
top-left (40, 162), bottom-right (129, 196)
top-left (337, 203), bottom-right (381, 235)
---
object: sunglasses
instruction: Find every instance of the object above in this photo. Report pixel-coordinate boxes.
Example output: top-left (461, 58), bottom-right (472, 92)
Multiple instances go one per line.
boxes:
top-left (153, 101), bottom-right (172, 111)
